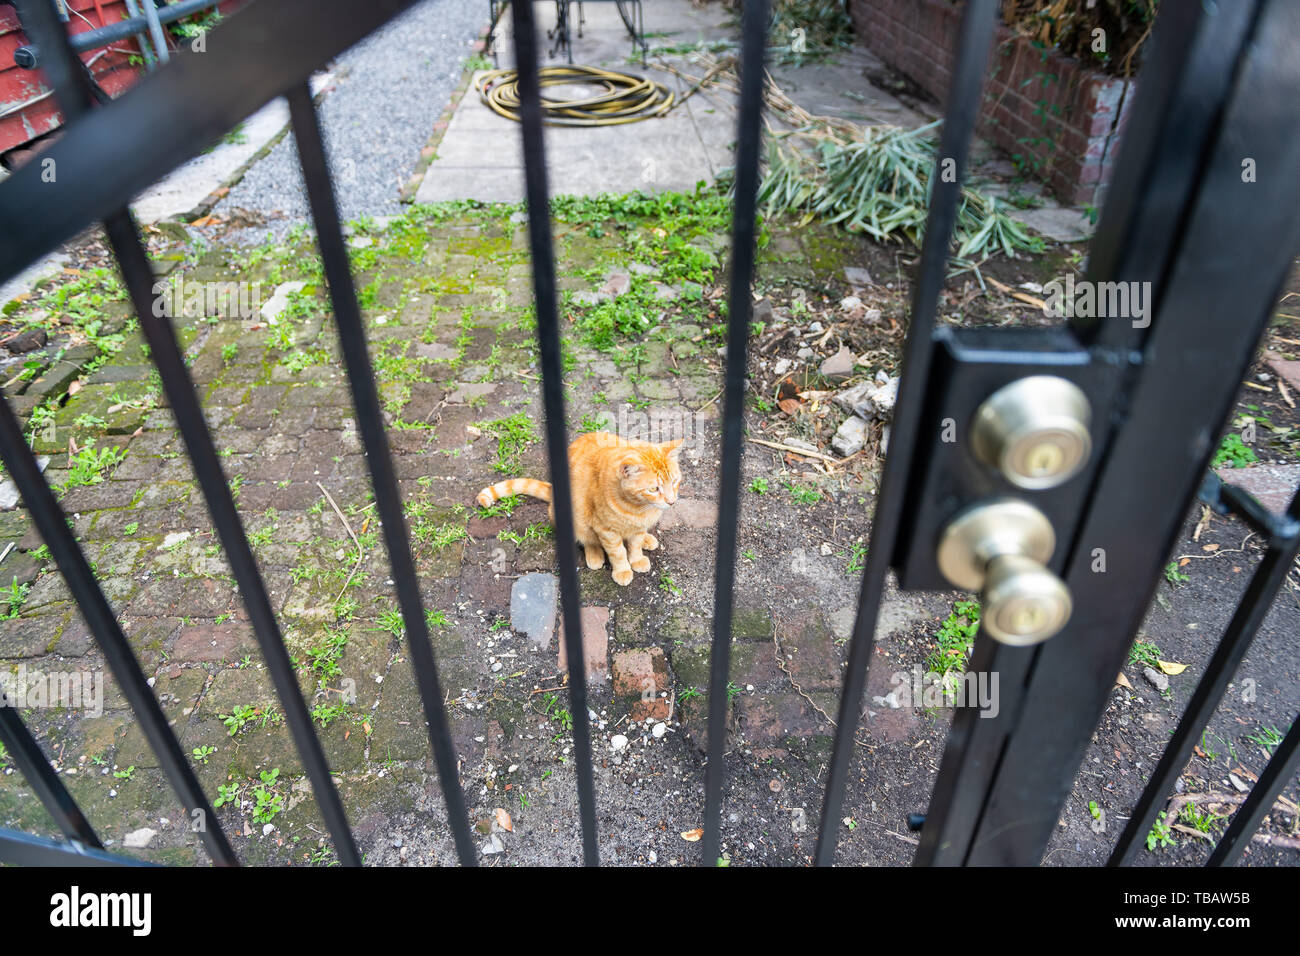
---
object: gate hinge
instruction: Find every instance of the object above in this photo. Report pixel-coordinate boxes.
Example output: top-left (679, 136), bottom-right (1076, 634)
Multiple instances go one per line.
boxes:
top-left (1197, 471), bottom-right (1300, 549)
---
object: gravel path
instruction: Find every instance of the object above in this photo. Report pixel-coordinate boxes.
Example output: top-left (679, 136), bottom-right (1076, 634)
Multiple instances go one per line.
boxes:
top-left (219, 0), bottom-right (484, 231)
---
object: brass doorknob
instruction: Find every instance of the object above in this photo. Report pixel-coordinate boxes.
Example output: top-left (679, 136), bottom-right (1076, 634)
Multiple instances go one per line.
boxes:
top-left (971, 376), bottom-right (1092, 489)
top-left (936, 500), bottom-right (1072, 645)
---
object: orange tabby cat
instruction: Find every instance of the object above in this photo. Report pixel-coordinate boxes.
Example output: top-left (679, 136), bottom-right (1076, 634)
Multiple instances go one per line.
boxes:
top-left (476, 431), bottom-right (683, 586)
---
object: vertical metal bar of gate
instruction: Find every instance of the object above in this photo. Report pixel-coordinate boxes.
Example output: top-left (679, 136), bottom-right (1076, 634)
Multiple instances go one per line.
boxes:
top-left (286, 83), bottom-right (478, 868)
top-left (510, 0), bottom-right (599, 865)
top-left (814, 0), bottom-right (998, 867)
top-left (701, 0), bottom-right (768, 869)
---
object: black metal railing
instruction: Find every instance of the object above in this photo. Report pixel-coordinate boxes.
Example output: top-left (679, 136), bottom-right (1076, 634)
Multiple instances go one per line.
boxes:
top-left (0, 0), bottom-right (1297, 867)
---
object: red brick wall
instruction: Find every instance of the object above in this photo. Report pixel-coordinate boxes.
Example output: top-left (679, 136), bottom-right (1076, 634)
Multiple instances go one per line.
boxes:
top-left (849, 0), bottom-right (1135, 206)
top-left (0, 0), bottom-right (246, 156)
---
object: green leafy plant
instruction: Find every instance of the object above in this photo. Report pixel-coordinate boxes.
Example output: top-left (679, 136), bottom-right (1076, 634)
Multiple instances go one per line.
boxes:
top-left (252, 767), bottom-right (284, 824)
top-left (1179, 802), bottom-right (1225, 835)
top-left (62, 442), bottom-right (127, 491)
top-left (1211, 433), bottom-right (1258, 469)
top-left (311, 702), bottom-right (349, 728)
top-left (477, 494), bottom-right (520, 518)
top-left (219, 704), bottom-right (258, 736)
top-left (842, 541), bottom-right (867, 575)
top-left (760, 122), bottom-right (1045, 261)
top-left (476, 413), bottom-right (538, 474)
top-left (1, 580), bottom-right (29, 620)
top-left (1128, 638), bottom-right (1161, 668)
top-left (578, 413), bottom-right (608, 434)
top-left (498, 523), bottom-right (552, 546)
top-left (927, 599), bottom-right (981, 675)
top-left (783, 479), bottom-right (822, 506)
top-left (307, 632), bottom-right (348, 680)
top-left (213, 782), bottom-right (240, 809)
top-left (1145, 811), bottom-right (1175, 851)
top-left (376, 608), bottom-right (405, 638)
top-left (1247, 725), bottom-right (1284, 754)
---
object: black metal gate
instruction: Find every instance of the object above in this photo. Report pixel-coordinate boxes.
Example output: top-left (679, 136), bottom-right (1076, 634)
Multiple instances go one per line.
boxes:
top-left (0, 0), bottom-right (1298, 867)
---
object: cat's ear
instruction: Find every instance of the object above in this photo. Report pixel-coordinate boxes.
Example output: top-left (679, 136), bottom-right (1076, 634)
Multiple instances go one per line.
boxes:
top-left (661, 438), bottom-right (684, 459)
top-left (618, 459), bottom-right (643, 479)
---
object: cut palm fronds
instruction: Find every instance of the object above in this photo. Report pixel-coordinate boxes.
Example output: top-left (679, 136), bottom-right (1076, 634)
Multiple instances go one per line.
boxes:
top-left (760, 123), bottom-right (1046, 260)
top-left (662, 52), bottom-right (1045, 261)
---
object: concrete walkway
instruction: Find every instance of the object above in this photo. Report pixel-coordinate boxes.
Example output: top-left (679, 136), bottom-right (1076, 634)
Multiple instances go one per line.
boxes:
top-left (417, 0), bottom-right (734, 202)
top-left (415, 0), bottom-right (1092, 241)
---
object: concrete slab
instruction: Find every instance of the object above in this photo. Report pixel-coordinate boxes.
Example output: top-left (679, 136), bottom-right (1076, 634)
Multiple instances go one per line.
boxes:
top-left (1004, 205), bottom-right (1096, 243)
top-left (1215, 462), bottom-right (1300, 513)
top-left (129, 72), bottom-right (333, 224)
top-left (0, 251), bottom-right (69, 309)
top-left (416, 0), bottom-right (731, 203)
top-left (416, 0), bottom-right (1095, 240)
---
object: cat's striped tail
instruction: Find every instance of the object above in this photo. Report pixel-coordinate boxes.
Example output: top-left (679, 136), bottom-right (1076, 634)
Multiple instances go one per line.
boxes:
top-left (476, 477), bottom-right (552, 508)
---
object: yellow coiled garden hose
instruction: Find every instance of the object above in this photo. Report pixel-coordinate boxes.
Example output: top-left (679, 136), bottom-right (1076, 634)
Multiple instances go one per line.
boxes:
top-left (474, 64), bottom-right (675, 126)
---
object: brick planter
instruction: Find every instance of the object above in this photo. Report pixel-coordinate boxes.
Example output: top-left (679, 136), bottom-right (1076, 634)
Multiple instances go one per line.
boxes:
top-left (849, 0), bottom-right (1136, 205)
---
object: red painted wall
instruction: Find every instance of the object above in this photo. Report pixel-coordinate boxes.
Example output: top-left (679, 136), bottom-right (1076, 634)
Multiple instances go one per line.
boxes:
top-left (0, 0), bottom-right (245, 157)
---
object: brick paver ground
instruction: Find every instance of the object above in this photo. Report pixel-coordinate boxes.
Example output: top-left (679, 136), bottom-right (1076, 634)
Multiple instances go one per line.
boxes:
top-left (0, 198), bottom-right (899, 865)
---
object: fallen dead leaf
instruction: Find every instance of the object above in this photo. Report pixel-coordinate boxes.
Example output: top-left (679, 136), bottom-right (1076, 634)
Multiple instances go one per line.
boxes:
top-left (1115, 672), bottom-right (1134, 689)
top-left (67, 379), bottom-right (83, 395)
top-left (495, 808), bottom-right (513, 832)
top-left (1202, 543), bottom-right (1220, 552)
top-left (1157, 660), bottom-right (1188, 675)
top-left (681, 828), bottom-right (703, 842)
top-left (778, 398), bottom-right (801, 415)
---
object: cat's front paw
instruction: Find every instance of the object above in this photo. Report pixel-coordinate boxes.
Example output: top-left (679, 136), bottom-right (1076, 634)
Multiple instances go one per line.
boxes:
top-left (630, 555), bottom-right (651, 573)
top-left (639, 533), bottom-right (659, 551)
top-left (612, 566), bottom-right (634, 586)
